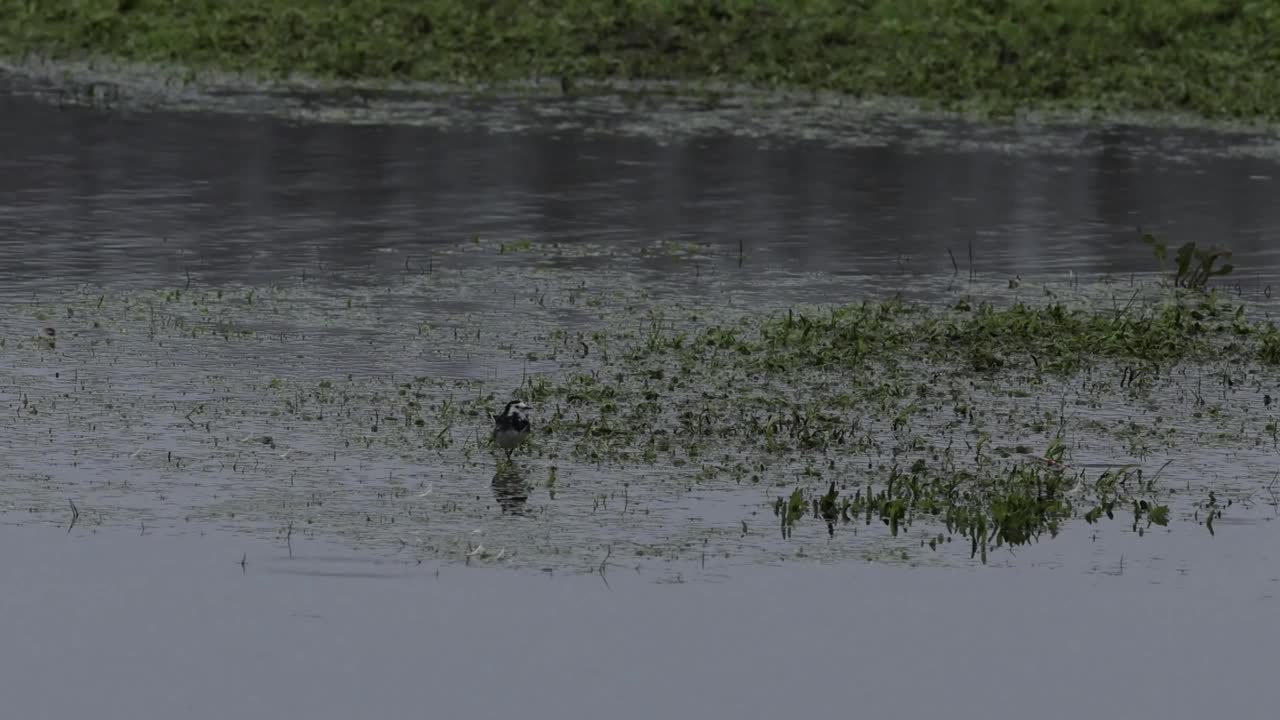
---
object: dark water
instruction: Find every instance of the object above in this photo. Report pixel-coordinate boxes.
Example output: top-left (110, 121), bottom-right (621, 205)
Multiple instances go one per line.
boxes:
top-left (3, 86), bottom-right (1280, 294)
top-left (4, 77), bottom-right (1280, 719)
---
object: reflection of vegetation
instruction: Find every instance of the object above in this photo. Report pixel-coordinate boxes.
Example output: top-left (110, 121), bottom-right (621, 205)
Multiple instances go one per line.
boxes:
top-left (3, 2), bottom-right (1280, 121)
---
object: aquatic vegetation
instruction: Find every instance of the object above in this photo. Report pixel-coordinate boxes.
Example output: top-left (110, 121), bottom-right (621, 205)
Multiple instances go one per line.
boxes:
top-left (1143, 234), bottom-right (1234, 291)
top-left (2, 1), bottom-right (1280, 122)
top-left (3, 248), bottom-right (1279, 574)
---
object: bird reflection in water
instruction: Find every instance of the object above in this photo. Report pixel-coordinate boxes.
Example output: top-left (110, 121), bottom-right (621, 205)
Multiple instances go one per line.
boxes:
top-left (492, 462), bottom-right (532, 515)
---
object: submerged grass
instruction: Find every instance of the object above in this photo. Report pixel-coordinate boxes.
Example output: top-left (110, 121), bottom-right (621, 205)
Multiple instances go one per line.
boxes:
top-left (3, 238), bottom-right (1280, 573)
top-left (2, 1), bottom-right (1280, 121)
top-left (526, 275), bottom-right (1279, 555)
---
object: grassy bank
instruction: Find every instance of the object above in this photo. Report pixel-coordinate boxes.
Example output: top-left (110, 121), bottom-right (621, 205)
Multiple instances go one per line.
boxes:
top-left (2, 1), bottom-right (1279, 121)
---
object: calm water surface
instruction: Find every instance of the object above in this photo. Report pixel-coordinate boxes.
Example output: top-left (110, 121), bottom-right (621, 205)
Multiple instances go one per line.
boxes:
top-left (3, 522), bottom-right (1277, 720)
top-left (2, 75), bottom-right (1279, 718)
top-left (3, 82), bottom-right (1280, 293)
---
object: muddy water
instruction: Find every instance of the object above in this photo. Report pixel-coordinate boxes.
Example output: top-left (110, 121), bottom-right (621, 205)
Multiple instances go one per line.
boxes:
top-left (3, 74), bottom-right (1280, 718)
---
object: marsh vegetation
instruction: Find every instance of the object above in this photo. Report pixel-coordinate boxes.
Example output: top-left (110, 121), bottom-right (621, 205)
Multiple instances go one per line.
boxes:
top-left (3, 234), bottom-right (1278, 575)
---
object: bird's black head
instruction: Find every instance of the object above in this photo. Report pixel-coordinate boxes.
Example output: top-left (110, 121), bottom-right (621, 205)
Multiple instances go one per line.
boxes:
top-left (500, 399), bottom-right (531, 416)
top-left (494, 399), bottom-right (532, 429)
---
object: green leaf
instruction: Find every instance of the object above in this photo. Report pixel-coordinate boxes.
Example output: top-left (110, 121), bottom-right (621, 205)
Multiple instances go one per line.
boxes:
top-left (1149, 505), bottom-right (1170, 526)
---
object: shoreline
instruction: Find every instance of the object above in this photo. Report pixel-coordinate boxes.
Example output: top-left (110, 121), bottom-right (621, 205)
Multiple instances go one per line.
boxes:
top-left (1, 1), bottom-right (1279, 128)
top-left (3, 55), bottom-right (1280, 145)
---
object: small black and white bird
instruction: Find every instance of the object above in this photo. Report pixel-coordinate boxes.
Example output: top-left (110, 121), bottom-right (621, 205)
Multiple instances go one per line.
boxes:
top-left (492, 399), bottom-right (533, 460)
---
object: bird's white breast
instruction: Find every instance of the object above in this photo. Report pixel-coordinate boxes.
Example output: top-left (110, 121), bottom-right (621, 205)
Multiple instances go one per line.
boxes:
top-left (494, 426), bottom-right (531, 450)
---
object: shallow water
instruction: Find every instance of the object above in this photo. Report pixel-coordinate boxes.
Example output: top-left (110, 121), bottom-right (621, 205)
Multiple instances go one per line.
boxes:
top-left (3, 71), bottom-right (1280, 296)
top-left (3, 68), bottom-right (1280, 716)
top-left (2, 76), bottom-right (1279, 554)
top-left (3, 522), bottom-right (1276, 719)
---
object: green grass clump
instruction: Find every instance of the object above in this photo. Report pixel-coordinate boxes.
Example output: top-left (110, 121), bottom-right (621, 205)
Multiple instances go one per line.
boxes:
top-left (706, 288), bottom-right (1258, 377)
top-left (520, 277), bottom-right (1275, 557)
top-left (2, 0), bottom-right (1280, 121)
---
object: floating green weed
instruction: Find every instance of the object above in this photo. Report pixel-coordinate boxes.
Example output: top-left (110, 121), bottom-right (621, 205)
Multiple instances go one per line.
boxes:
top-left (499, 239), bottom-right (533, 253)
